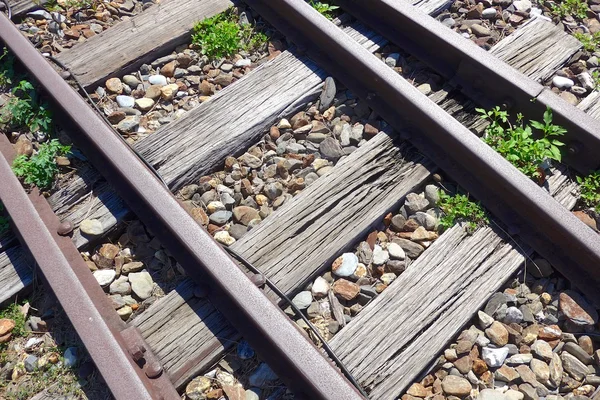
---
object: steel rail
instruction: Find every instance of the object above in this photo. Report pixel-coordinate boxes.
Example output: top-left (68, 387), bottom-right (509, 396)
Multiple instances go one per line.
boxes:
top-left (244, 0), bottom-right (600, 305)
top-left (0, 14), bottom-right (364, 400)
top-left (333, 0), bottom-right (600, 174)
top-left (0, 136), bottom-right (180, 400)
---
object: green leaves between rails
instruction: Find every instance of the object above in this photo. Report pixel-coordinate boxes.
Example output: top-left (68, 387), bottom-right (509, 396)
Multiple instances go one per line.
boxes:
top-left (192, 8), bottom-right (268, 60)
top-left (574, 32), bottom-right (600, 53)
top-left (437, 191), bottom-right (488, 233)
top-left (478, 106), bottom-right (566, 181)
top-left (577, 171), bottom-right (600, 209)
top-left (551, 0), bottom-right (589, 20)
top-left (12, 139), bottom-right (71, 189)
top-left (309, 0), bottom-right (340, 19)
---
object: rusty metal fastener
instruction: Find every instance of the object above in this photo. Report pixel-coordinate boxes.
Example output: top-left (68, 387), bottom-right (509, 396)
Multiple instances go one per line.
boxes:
top-left (57, 221), bottom-right (73, 236)
top-left (129, 343), bottom-right (146, 362)
top-left (145, 360), bottom-right (163, 379)
top-left (250, 273), bottom-right (266, 288)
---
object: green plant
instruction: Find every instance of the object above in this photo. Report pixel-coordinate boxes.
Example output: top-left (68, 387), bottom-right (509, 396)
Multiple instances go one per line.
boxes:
top-left (574, 31), bottom-right (600, 52)
top-left (478, 106), bottom-right (566, 181)
top-left (437, 191), bottom-right (488, 232)
top-left (309, 0), bottom-right (340, 19)
top-left (551, 0), bottom-right (588, 19)
top-left (592, 70), bottom-right (600, 91)
top-left (191, 9), bottom-right (268, 60)
top-left (0, 48), bottom-right (16, 86)
top-left (0, 303), bottom-right (26, 342)
top-left (577, 171), bottom-right (600, 209)
top-left (1, 80), bottom-right (53, 133)
top-left (12, 139), bottom-right (70, 189)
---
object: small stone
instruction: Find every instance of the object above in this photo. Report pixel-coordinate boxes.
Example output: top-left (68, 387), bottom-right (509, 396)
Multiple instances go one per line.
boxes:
top-left (471, 24), bottom-right (491, 36)
top-left (122, 261), bottom-right (144, 274)
top-left (332, 253), bottom-right (359, 277)
top-left (117, 305), bottom-right (133, 320)
top-left (482, 7), bottom-right (497, 18)
top-left (496, 364), bottom-right (520, 382)
top-left (538, 324), bottom-right (561, 341)
top-left (531, 340), bottom-right (553, 361)
top-left (80, 219), bottom-right (104, 236)
top-left (486, 321), bottom-right (509, 346)
top-left (186, 376), bottom-right (211, 399)
top-left (116, 95), bottom-right (135, 108)
top-left (93, 269), bottom-right (116, 286)
top-left (128, 271), bottom-right (153, 300)
top-left (319, 137), bottom-right (345, 161)
top-left (578, 336), bottom-right (593, 355)
top-left (561, 352), bottom-right (588, 380)
top-left (209, 210), bottom-right (232, 226)
top-left (484, 292), bottom-right (508, 317)
top-left (105, 77), bottom-right (123, 94)
top-left (506, 353), bottom-right (533, 365)
top-left (23, 355), bottom-right (37, 371)
top-left (478, 389), bottom-right (508, 400)
top-left (109, 276), bottom-right (131, 295)
top-left (478, 311), bottom-right (494, 329)
top-left (404, 193), bottom-right (430, 214)
top-left (0, 319), bottom-right (15, 336)
top-left (214, 231), bottom-right (236, 246)
top-left (292, 291), bottom-right (312, 309)
top-left (503, 307), bottom-right (523, 324)
top-left (311, 276), bottom-right (330, 297)
top-left (530, 358), bottom-right (549, 383)
top-left (563, 342), bottom-right (593, 365)
top-left (549, 353), bottom-right (562, 387)
top-left (505, 390), bottom-right (524, 400)
top-left (333, 279), bottom-right (360, 300)
top-left (390, 214), bottom-right (407, 232)
top-left (552, 76), bottom-right (574, 90)
top-left (135, 98), bottom-right (155, 111)
top-left (387, 242), bottom-right (406, 260)
top-left (64, 347), bottom-right (78, 368)
top-left (559, 291), bottom-right (598, 326)
top-left (441, 375), bottom-right (472, 397)
top-left (372, 245), bottom-right (389, 265)
top-left (356, 242), bottom-right (373, 264)
top-left (482, 346), bottom-right (509, 367)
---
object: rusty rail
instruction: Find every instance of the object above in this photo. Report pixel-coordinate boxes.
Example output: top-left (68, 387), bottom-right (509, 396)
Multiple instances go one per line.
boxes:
top-left (0, 12), bottom-right (364, 400)
top-left (0, 135), bottom-right (180, 400)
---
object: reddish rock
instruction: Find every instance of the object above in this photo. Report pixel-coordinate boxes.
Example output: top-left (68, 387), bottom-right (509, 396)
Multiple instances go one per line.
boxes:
top-left (578, 335), bottom-right (594, 355)
top-left (366, 231), bottom-right (378, 249)
top-left (99, 243), bottom-right (120, 260)
top-left (333, 279), bottom-right (360, 300)
top-left (105, 77), bottom-right (123, 94)
top-left (407, 383), bottom-right (428, 397)
top-left (472, 358), bottom-right (488, 375)
top-left (485, 321), bottom-right (509, 346)
top-left (559, 290), bottom-right (598, 326)
top-left (269, 126), bottom-right (280, 140)
top-left (0, 318), bottom-right (15, 336)
top-left (0, 332), bottom-right (11, 343)
top-left (383, 213), bottom-right (393, 227)
top-left (573, 211), bottom-right (598, 232)
top-left (160, 60), bottom-right (178, 77)
top-left (232, 206), bottom-right (260, 226)
top-left (190, 208), bottom-right (209, 226)
top-left (537, 324), bottom-right (561, 341)
top-left (107, 111), bottom-right (126, 124)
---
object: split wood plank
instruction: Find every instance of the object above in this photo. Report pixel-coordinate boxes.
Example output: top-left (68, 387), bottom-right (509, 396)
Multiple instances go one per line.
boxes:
top-left (578, 91), bottom-right (600, 120)
top-left (9, 0), bottom-right (41, 16)
top-left (0, 24), bottom-right (385, 301)
top-left (54, 0), bottom-right (233, 89)
top-left (133, 131), bottom-right (436, 387)
top-left (489, 17), bottom-right (581, 82)
top-left (0, 248), bottom-right (31, 304)
top-left (328, 170), bottom-right (578, 400)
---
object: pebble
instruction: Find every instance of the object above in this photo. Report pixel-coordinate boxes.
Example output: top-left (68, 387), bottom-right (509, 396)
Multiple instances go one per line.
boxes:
top-left (482, 7), bottom-right (497, 18)
top-left (116, 95), bottom-right (135, 108)
top-left (486, 321), bottom-right (509, 346)
top-left (214, 231), bottom-right (236, 246)
top-left (559, 290), bottom-right (598, 326)
top-left (372, 245), bottom-right (389, 265)
top-left (441, 375), bottom-right (472, 396)
top-left (332, 253), bottom-right (359, 277)
top-left (292, 291), bottom-right (312, 309)
top-left (148, 74), bottom-right (168, 86)
top-left (387, 242), bottom-right (406, 260)
top-left (93, 269), bottom-right (116, 286)
top-left (552, 76), bottom-right (575, 90)
top-left (128, 271), bottom-right (153, 300)
top-left (64, 347), bottom-right (78, 368)
top-left (479, 389), bottom-right (508, 400)
top-left (311, 276), bottom-right (330, 297)
top-left (80, 219), bottom-right (104, 236)
top-left (483, 346), bottom-right (510, 367)
top-left (135, 98), bottom-right (155, 111)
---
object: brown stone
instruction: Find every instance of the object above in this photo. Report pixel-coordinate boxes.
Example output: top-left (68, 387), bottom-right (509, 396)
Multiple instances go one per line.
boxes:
top-left (160, 61), bottom-right (178, 78)
top-left (559, 291), bottom-right (598, 326)
top-left (454, 355), bottom-right (473, 374)
top-left (441, 375), bottom-right (472, 397)
top-left (0, 319), bottom-right (15, 336)
top-left (0, 332), bottom-right (11, 343)
top-left (200, 80), bottom-right (214, 96)
top-left (232, 206), bottom-right (260, 226)
top-left (496, 365), bottom-right (520, 382)
top-left (221, 385), bottom-right (245, 400)
top-left (206, 388), bottom-right (223, 399)
top-left (82, 29), bottom-right (95, 38)
top-left (515, 365), bottom-right (541, 387)
top-left (421, 374), bottom-right (435, 387)
top-left (486, 321), bottom-right (509, 346)
top-left (333, 279), bottom-right (360, 300)
top-left (573, 211), bottom-right (598, 232)
top-left (14, 136), bottom-right (33, 157)
top-left (472, 358), bottom-right (488, 375)
top-left (538, 324), bottom-right (561, 341)
top-left (191, 208), bottom-right (209, 225)
top-left (105, 77), bottom-right (123, 94)
top-left (455, 340), bottom-right (473, 355)
top-left (269, 126), bottom-right (280, 140)
top-left (107, 111), bottom-right (126, 124)
top-left (522, 323), bottom-right (539, 344)
top-left (407, 383), bottom-right (428, 397)
top-left (99, 243), bottom-right (120, 260)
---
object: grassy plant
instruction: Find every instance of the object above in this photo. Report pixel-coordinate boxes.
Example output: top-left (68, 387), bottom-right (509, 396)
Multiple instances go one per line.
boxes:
top-left (592, 70), bottom-right (600, 91)
top-left (574, 31), bottom-right (600, 52)
top-left (192, 9), bottom-right (269, 60)
top-left (0, 303), bottom-right (26, 343)
top-left (12, 139), bottom-right (70, 189)
top-left (1, 80), bottom-right (53, 134)
top-left (437, 191), bottom-right (488, 232)
top-left (577, 171), bottom-right (600, 209)
top-left (551, 0), bottom-right (589, 19)
top-left (309, 0), bottom-right (340, 19)
top-left (478, 106), bottom-right (566, 181)
top-left (0, 48), bottom-right (16, 86)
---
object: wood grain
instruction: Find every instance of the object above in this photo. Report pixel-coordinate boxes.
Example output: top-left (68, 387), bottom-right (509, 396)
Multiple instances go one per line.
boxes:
top-left (55, 0), bottom-right (233, 88)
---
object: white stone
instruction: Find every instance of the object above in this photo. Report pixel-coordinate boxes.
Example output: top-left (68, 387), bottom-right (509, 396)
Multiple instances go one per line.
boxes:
top-left (503, 306), bottom-right (523, 324)
top-left (505, 353), bottom-right (533, 365)
top-left (93, 269), bottom-right (116, 286)
top-left (148, 74), bottom-right (167, 86)
top-left (115, 95), bottom-right (135, 108)
top-left (478, 310), bottom-right (495, 329)
top-left (332, 253), bottom-right (358, 277)
top-left (292, 291), bottom-right (312, 309)
top-left (214, 231), bottom-right (235, 246)
top-left (277, 119), bottom-right (292, 129)
top-left (478, 389), bottom-right (509, 400)
top-left (482, 346), bottom-right (509, 367)
top-left (512, 0), bottom-right (531, 11)
top-left (311, 277), bottom-right (330, 297)
top-left (372, 245), bottom-right (389, 265)
top-left (135, 98), bottom-right (155, 111)
top-left (552, 76), bottom-right (574, 90)
top-left (235, 58), bottom-right (252, 67)
top-left (505, 390), bottom-right (524, 400)
top-left (482, 7), bottom-right (497, 18)
top-left (387, 242), bottom-right (405, 260)
top-left (80, 219), bottom-right (104, 236)
top-left (129, 271), bottom-right (154, 300)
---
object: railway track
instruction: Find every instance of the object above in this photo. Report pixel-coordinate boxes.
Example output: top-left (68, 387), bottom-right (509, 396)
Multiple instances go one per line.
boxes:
top-left (0, 0), bottom-right (599, 398)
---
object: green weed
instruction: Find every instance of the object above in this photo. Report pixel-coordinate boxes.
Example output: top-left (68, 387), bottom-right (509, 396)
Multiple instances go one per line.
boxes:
top-left (192, 9), bottom-right (269, 60)
top-left (309, 0), bottom-right (340, 20)
top-left (574, 31), bottom-right (600, 52)
top-left (591, 70), bottom-right (600, 91)
top-left (551, 0), bottom-right (588, 19)
top-left (0, 48), bottom-right (16, 87)
top-left (437, 191), bottom-right (488, 232)
top-left (0, 303), bottom-right (26, 343)
top-left (1, 80), bottom-right (53, 134)
top-left (12, 139), bottom-right (70, 189)
top-left (0, 202), bottom-right (9, 234)
top-left (577, 171), bottom-right (600, 209)
top-left (478, 106), bottom-right (566, 181)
